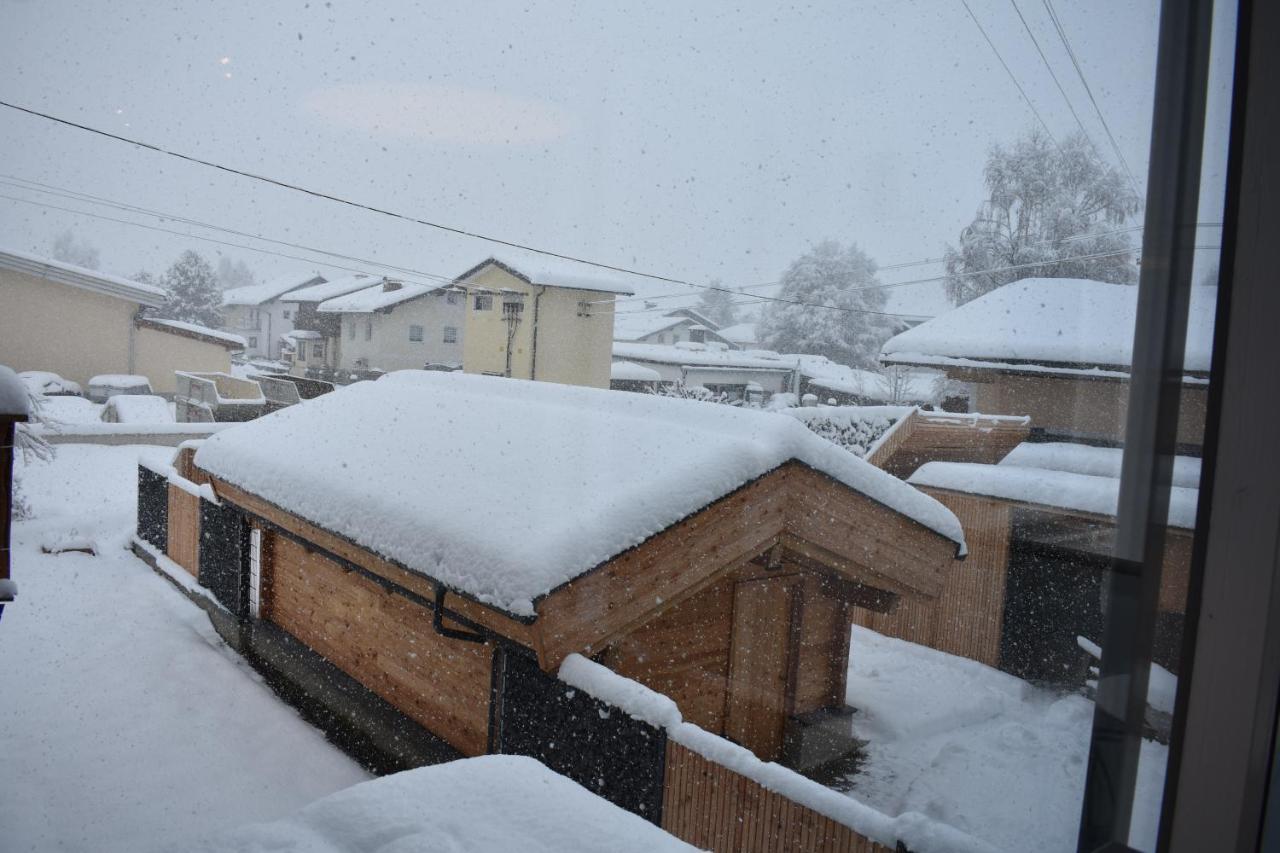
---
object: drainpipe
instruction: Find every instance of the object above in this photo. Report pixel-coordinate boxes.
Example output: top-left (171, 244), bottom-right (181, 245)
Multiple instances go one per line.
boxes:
top-left (128, 307), bottom-right (142, 374)
top-left (529, 285), bottom-right (546, 381)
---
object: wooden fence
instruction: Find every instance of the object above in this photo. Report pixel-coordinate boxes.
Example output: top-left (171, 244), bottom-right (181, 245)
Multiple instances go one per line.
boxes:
top-left (661, 742), bottom-right (895, 853)
top-left (867, 410), bottom-right (1030, 479)
top-left (165, 483), bottom-right (201, 577)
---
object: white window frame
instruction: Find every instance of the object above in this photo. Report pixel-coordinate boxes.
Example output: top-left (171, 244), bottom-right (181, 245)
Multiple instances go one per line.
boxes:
top-left (248, 527), bottom-right (263, 619)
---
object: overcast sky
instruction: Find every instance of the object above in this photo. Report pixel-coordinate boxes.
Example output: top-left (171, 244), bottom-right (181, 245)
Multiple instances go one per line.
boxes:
top-left (0, 0), bottom-right (1236, 317)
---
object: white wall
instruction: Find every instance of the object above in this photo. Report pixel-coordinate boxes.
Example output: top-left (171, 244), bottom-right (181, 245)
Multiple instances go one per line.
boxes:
top-left (334, 291), bottom-right (464, 373)
top-left (222, 300), bottom-right (298, 360)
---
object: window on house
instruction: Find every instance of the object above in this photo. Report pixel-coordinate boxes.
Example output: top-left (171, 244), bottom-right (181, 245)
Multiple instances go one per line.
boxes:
top-left (296, 341), bottom-right (306, 361)
top-left (365, 321), bottom-right (372, 341)
top-left (443, 326), bottom-right (457, 344)
top-left (311, 341), bottom-right (325, 360)
top-left (248, 337), bottom-right (257, 348)
top-left (409, 325), bottom-right (424, 342)
top-left (446, 290), bottom-right (459, 305)
top-left (473, 293), bottom-right (493, 311)
top-left (689, 328), bottom-right (706, 343)
top-left (283, 310), bottom-right (291, 319)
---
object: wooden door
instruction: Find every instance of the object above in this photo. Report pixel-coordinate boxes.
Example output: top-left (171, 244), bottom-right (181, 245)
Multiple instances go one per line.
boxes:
top-left (724, 576), bottom-right (797, 760)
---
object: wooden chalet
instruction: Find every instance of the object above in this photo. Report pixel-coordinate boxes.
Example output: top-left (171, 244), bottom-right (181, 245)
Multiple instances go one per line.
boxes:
top-left (139, 371), bottom-right (965, 770)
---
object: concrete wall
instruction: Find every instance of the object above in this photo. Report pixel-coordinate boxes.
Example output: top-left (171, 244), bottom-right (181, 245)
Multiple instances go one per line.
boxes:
top-left (334, 292), bottom-right (464, 373)
top-left (0, 268), bottom-right (137, 387)
top-left (968, 373), bottom-right (1208, 448)
top-left (134, 327), bottom-right (233, 395)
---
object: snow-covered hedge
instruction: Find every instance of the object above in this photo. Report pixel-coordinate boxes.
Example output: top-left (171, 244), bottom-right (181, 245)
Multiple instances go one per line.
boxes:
top-left (781, 405), bottom-right (915, 458)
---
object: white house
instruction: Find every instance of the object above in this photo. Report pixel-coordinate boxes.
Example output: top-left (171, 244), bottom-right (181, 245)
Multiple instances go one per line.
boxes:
top-left (221, 273), bottom-right (326, 360)
top-left (611, 341), bottom-right (799, 400)
top-left (317, 279), bottom-right (465, 373)
top-left (613, 309), bottom-right (738, 348)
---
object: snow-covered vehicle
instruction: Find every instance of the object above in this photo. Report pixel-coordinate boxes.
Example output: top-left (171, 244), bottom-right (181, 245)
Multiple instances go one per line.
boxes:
top-left (87, 374), bottom-right (153, 402)
top-left (18, 370), bottom-right (82, 397)
top-left (174, 371), bottom-right (265, 423)
top-left (100, 394), bottom-right (174, 424)
top-left (254, 373), bottom-right (334, 414)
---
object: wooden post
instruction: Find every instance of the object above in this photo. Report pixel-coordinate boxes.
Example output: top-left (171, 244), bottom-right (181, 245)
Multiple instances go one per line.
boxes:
top-left (1, 414), bottom-right (27, 598)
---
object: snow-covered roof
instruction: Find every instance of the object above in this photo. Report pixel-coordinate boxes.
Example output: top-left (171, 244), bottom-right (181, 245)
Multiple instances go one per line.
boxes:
top-left (612, 313), bottom-right (691, 342)
top-left (137, 318), bottom-right (247, 349)
top-left (458, 254), bottom-right (638, 295)
top-left (613, 341), bottom-right (797, 371)
top-left (795, 355), bottom-right (939, 403)
top-left (0, 365), bottom-right (30, 417)
top-left (0, 245), bottom-right (167, 307)
top-left (180, 755), bottom-right (695, 853)
top-left (89, 374), bottom-right (151, 389)
top-left (316, 281), bottom-right (438, 314)
top-left (282, 329), bottom-right (323, 340)
top-left (610, 361), bottom-right (662, 382)
top-left (909, 460), bottom-right (1198, 529)
top-left (283, 274), bottom-right (380, 303)
top-left (195, 372), bottom-right (964, 616)
top-left (881, 278), bottom-right (1218, 377)
top-left (717, 322), bottom-right (759, 344)
top-left (1000, 441), bottom-right (1202, 489)
top-left (221, 273), bottom-right (325, 306)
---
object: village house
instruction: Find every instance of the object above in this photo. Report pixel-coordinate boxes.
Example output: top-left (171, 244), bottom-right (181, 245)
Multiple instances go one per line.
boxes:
top-left (715, 321), bottom-right (760, 349)
top-left (614, 310), bottom-right (739, 348)
top-left (611, 341), bottom-right (799, 401)
top-left (880, 277), bottom-right (1216, 450)
top-left (456, 256), bottom-right (634, 388)
top-left (0, 246), bottom-right (244, 394)
top-left (220, 272), bottom-right (326, 360)
top-left (278, 273), bottom-right (380, 376)
top-left (316, 278), bottom-right (464, 374)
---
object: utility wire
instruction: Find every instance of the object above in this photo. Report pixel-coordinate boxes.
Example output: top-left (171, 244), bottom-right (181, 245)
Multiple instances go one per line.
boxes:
top-left (959, 0), bottom-right (1060, 146)
top-left (1041, 0), bottom-right (1143, 195)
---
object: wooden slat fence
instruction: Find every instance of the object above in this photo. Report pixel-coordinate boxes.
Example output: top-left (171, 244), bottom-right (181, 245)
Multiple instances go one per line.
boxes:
top-left (661, 741), bottom-right (895, 853)
top-left (869, 410), bottom-right (1030, 479)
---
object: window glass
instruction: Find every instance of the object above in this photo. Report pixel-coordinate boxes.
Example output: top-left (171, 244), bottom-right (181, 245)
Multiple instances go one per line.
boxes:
top-left (474, 293), bottom-right (493, 311)
top-left (409, 324), bottom-right (424, 342)
top-left (444, 326), bottom-right (458, 344)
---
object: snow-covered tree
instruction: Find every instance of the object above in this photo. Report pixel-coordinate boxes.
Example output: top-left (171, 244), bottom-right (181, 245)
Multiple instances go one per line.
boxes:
top-left (158, 250), bottom-right (223, 327)
top-left (945, 128), bottom-right (1140, 305)
top-left (12, 390), bottom-right (55, 521)
top-left (757, 241), bottom-right (893, 370)
top-left (50, 229), bottom-right (100, 270)
top-left (217, 256), bottom-right (257, 291)
top-left (695, 280), bottom-right (738, 327)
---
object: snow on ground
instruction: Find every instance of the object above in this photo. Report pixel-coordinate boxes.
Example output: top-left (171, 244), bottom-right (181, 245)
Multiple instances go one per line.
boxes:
top-left (1, 443), bottom-right (370, 853)
top-left (171, 755), bottom-right (697, 853)
top-left (843, 625), bottom-right (1167, 853)
top-left (37, 394), bottom-right (105, 424)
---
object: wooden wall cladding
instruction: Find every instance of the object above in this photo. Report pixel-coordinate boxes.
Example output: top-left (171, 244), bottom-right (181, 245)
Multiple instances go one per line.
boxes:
top-left (267, 533), bottom-right (493, 756)
top-left (661, 741), bottom-right (895, 853)
top-left (851, 490), bottom-right (1011, 667)
top-left (165, 484), bottom-right (200, 577)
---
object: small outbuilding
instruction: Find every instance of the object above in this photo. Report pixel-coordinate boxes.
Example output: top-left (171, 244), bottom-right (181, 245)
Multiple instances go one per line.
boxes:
top-left (171, 372), bottom-right (965, 767)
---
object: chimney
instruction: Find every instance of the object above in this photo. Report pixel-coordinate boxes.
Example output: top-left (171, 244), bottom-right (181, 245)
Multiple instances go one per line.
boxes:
top-left (383, 279), bottom-right (403, 292)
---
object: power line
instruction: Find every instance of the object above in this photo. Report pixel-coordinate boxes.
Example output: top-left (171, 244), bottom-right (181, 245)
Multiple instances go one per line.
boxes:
top-left (0, 174), bottom-right (460, 286)
top-left (958, 0), bottom-right (1060, 146)
top-left (1041, 0), bottom-right (1143, 194)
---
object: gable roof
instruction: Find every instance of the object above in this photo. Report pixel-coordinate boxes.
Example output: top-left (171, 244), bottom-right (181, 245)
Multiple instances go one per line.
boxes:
top-left (612, 313), bottom-right (693, 342)
top-left (613, 341), bottom-right (796, 372)
top-left (456, 254), bottom-right (638, 296)
top-left (664, 306), bottom-right (721, 330)
top-left (0, 246), bottom-right (166, 307)
top-left (222, 273), bottom-right (326, 306)
top-left (283, 274), bottom-right (381, 303)
top-left (194, 371), bottom-right (963, 617)
top-left (316, 281), bottom-right (440, 314)
top-left (716, 322), bottom-right (759, 344)
top-left (880, 278), bottom-right (1218, 378)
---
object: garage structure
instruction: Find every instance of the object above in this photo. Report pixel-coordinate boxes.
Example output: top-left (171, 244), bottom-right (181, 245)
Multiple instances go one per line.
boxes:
top-left (169, 371), bottom-right (965, 764)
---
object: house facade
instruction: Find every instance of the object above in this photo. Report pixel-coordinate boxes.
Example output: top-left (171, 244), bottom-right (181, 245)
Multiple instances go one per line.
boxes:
top-left (280, 274), bottom-right (380, 376)
top-left (880, 277), bottom-right (1215, 449)
top-left (614, 311), bottom-right (738, 348)
top-left (318, 280), bottom-right (464, 373)
top-left (611, 341), bottom-right (798, 400)
top-left (221, 273), bottom-right (325, 360)
top-left (0, 247), bottom-right (242, 393)
top-left (457, 257), bottom-right (634, 388)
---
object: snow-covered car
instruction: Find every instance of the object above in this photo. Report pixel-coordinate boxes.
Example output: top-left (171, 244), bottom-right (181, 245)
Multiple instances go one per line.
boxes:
top-left (100, 394), bottom-right (175, 424)
top-left (87, 374), bottom-right (153, 402)
top-left (18, 370), bottom-right (83, 397)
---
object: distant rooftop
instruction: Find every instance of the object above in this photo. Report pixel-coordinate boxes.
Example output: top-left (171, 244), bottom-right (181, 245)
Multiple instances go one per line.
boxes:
top-left (458, 254), bottom-right (638, 296)
top-left (222, 273), bottom-right (326, 306)
top-left (317, 280), bottom-right (441, 314)
top-left (613, 341), bottom-right (796, 371)
top-left (612, 313), bottom-right (692, 341)
top-left (137, 318), bottom-right (247, 349)
top-left (283, 274), bottom-right (381, 303)
top-left (881, 278), bottom-right (1217, 378)
top-left (0, 245), bottom-right (167, 307)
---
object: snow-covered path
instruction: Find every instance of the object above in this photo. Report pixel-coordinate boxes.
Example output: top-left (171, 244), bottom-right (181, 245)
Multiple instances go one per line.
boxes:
top-left (0, 444), bottom-right (370, 853)
top-left (843, 625), bottom-right (1168, 853)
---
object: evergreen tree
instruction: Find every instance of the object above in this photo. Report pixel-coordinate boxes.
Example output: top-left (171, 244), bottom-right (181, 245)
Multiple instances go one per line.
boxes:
top-left (50, 229), bottom-right (100, 270)
top-left (158, 250), bottom-right (223, 327)
top-left (945, 128), bottom-right (1140, 305)
top-left (216, 256), bottom-right (257, 291)
top-left (695, 280), bottom-right (738, 327)
top-left (757, 241), bottom-right (892, 370)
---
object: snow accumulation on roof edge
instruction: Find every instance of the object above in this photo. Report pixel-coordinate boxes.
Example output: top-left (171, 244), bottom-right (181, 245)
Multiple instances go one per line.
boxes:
top-left (194, 372), bottom-right (964, 617)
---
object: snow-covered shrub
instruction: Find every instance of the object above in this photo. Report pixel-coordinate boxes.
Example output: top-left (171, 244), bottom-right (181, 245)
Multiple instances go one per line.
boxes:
top-left (12, 390), bottom-right (56, 520)
top-left (783, 406), bottom-right (906, 458)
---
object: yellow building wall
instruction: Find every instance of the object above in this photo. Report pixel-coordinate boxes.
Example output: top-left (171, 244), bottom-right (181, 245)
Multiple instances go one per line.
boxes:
top-left (0, 269), bottom-right (137, 387)
top-left (459, 265), bottom-right (616, 388)
top-left (134, 327), bottom-right (233, 395)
